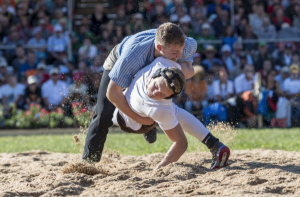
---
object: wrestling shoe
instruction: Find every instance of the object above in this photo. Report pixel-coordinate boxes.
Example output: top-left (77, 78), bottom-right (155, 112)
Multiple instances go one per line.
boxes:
top-left (143, 128), bottom-right (157, 143)
top-left (210, 141), bottom-right (230, 170)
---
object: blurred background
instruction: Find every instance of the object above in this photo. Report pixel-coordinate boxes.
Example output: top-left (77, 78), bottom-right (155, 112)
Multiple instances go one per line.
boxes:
top-left (0, 0), bottom-right (300, 130)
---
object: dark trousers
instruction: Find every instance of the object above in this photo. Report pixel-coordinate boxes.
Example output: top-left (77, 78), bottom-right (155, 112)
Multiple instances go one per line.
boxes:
top-left (82, 70), bottom-right (116, 162)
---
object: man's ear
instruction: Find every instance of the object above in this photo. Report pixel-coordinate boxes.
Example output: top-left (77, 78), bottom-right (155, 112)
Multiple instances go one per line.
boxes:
top-left (156, 44), bottom-right (162, 52)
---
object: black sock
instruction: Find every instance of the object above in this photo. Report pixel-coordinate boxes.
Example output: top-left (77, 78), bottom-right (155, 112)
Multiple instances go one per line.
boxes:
top-left (202, 132), bottom-right (219, 149)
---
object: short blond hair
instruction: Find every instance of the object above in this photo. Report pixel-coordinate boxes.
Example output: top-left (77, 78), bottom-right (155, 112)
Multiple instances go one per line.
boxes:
top-left (155, 23), bottom-right (185, 46)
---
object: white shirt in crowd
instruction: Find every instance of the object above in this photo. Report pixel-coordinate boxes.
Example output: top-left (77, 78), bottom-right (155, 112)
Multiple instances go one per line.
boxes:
top-left (68, 83), bottom-right (88, 96)
top-left (0, 83), bottom-right (25, 103)
top-left (112, 57), bottom-right (181, 131)
top-left (213, 80), bottom-right (234, 100)
top-left (42, 79), bottom-right (68, 105)
top-left (234, 73), bottom-right (254, 94)
top-left (283, 77), bottom-right (300, 95)
top-left (47, 35), bottom-right (69, 53)
top-left (78, 45), bottom-right (98, 59)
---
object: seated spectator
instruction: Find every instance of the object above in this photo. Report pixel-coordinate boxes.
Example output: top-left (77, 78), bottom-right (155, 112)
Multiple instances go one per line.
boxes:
top-left (169, 4), bottom-right (190, 24)
top-left (72, 25), bottom-right (96, 53)
top-left (38, 19), bottom-right (52, 40)
top-left (204, 70), bottom-right (216, 106)
top-left (0, 59), bottom-right (8, 86)
top-left (213, 68), bottom-right (234, 102)
top-left (25, 75), bottom-right (42, 108)
top-left (190, 0), bottom-right (207, 20)
top-left (221, 44), bottom-right (235, 73)
top-left (286, 0), bottom-right (299, 21)
top-left (222, 25), bottom-right (237, 50)
top-left (1, 74), bottom-right (25, 117)
top-left (235, 16), bottom-right (248, 36)
top-left (253, 41), bottom-right (273, 71)
top-left (17, 16), bottom-right (32, 42)
top-left (242, 25), bottom-right (258, 52)
top-left (196, 23), bottom-right (216, 53)
top-left (77, 60), bottom-right (93, 86)
top-left (11, 45), bottom-right (27, 76)
top-left (207, 0), bottom-right (229, 16)
top-left (130, 13), bottom-right (149, 34)
top-left (212, 9), bottom-right (230, 38)
top-left (230, 52), bottom-right (247, 81)
top-left (258, 59), bottom-right (273, 81)
top-left (42, 68), bottom-right (68, 111)
top-left (20, 51), bottom-right (38, 77)
top-left (148, 0), bottom-right (166, 25)
top-left (249, 2), bottom-right (266, 33)
top-left (47, 24), bottom-right (69, 64)
top-left (68, 72), bottom-right (88, 104)
top-left (275, 43), bottom-right (293, 70)
top-left (254, 17), bottom-right (276, 40)
top-left (272, 7), bottom-right (291, 31)
top-left (276, 24), bottom-right (300, 51)
top-left (231, 42), bottom-right (254, 67)
top-left (261, 69), bottom-right (283, 125)
top-left (293, 4), bottom-right (300, 32)
top-left (275, 66), bottom-right (290, 90)
top-left (90, 54), bottom-right (104, 73)
top-left (179, 17), bottom-right (194, 38)
top-left (202, 45), bottom-right (223, 71)
top-left (241, 90), bottom-right (258, 128)
top-left (27, 27), bottom-right (47, 61)
top-left (78, 37), bottom-right (97, 62)
top-left (48, 0), bottom-right (68, 16)
top-left (36, 62), bottom-right (50, 84)
top-left (234, 64), bottom-right (255, 96)
top-left (90, 4), bottom-right (108, 37)
top-left (51, 9), bottom-right (65, 27)
top-left (5, 30), bottom-right (26, 62)
top-left (192, 52), bottom-right (201, 66)
top-left (283, 64), bottom-right (300, 126)
top-left (184, 65), bottom-right (206, 114)
top-left (114, 5), bottom-right (129, 28)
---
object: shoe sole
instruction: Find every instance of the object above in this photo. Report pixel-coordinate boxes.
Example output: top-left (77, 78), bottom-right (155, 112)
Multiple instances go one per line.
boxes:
top-left (211, 145), bottom-right (230, 170)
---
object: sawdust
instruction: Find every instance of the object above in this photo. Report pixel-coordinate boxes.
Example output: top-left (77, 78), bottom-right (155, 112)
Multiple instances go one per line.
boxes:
top-left (1, 149), bottom-right (300, 196)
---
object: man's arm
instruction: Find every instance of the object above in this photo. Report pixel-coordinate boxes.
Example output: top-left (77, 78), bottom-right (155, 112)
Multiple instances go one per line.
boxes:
top-left (155, 124), bottom-right (188, 170)
top-left (107, 80), bottom-right (154, 125)
top-left (178, 61), bottom-right (194, 79)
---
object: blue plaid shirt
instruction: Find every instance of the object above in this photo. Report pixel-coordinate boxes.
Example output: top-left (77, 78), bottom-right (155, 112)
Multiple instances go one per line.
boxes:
top-left (109, 29), bottom-right (197, 88)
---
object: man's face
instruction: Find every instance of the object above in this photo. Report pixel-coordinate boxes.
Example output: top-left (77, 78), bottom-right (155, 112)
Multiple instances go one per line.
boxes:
top-left (234, 47), bottom-right (242, 55)
top-left (146, 76), bottom-right (173, 100)
top-left (205, 50), bottom-right (215, 59)
top-left (244, 66), bottom-right (254, 79)
top-left (8, 76), bottom-right (16, 86)
top-left (202, 28), bottom-right (209, 36)
top-left (51, 73), bottom-right (59, 81)
top-left (263, 60), bottom-right (272, 71)
top-left (158, 44), bottom-right (184, 62)
top-left (16, 47), bottom-right (25, 57)
top-left (259, 45), bottom-right (267, 54)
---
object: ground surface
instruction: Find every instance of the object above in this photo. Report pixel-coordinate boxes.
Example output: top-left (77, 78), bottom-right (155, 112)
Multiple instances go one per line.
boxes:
top-left (1, 149), bottom-right (300, 196)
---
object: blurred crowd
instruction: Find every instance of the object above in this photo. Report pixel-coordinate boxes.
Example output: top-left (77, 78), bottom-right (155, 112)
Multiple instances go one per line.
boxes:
top-left (0, 0), bottom-right (300, 128)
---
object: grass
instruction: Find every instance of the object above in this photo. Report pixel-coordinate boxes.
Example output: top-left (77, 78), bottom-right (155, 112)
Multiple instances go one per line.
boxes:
top-left (0, 128), bottom-right (300, 155)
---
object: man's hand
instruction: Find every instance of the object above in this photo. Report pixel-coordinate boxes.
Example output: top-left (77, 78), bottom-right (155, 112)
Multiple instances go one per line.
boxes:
top-left (107, 80), bottom-right (154, 125)
top-left (178, 61), bottom-right (194, 79)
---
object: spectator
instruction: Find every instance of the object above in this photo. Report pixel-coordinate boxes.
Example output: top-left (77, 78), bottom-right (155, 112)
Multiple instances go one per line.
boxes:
top-left (234, 6), bottom-right (246, 26)
top-left (11, 45), bottom-right (27, 75)
top-left (20, 51), bottom-right (38, 77)
top-left (130, 13), bottom-right (149, 34)
top-left (254, 17), bottom-right (276, 40)
top-left (231, 42), bottom-right (253, 67)
top-left (272, 8), bottom-right (291, 31)
top-left (17, 16), bottom-right (32, 42)
top-left (27, 27), bottom-right (47, 61)
top-left (5, 30), bottom-right (26, 61)
top-left (90, 54), bottom-right (104, 73)
top-left (196, 23), bottom-right (216, 53)
top-left (275, 43), bottom-right (293, 69)
top-left (212, 9), bottom-right (230, 38)
top-left (68, 72), bottom-right (88, 104)
top-left (179, 17), bottom-right (194, 38)
top-left (290, 52), bottom-right (300, 67)
top-left (213, 68), bottom-right (234, 102)
top-left (148, 0), bottom-right (166, 26)
top-left (78, 37), bottom-right (97, 62)
top-left (242, 25), bottom-right (258, 52)
top-left (25, 75), bottom-right (42, 108)
top-left (36, 62), bottom-right (50, 84)
top-left (253, 41), bottom-right (273, 71)
top-left (87, 72), bottom-right (102, 106)
top-left (170, 6), bottom-right (191, 24)
top-left (285, 0), bottom-right (298, 21)
top-left (0, 59), bottom-right (8, 86)
top-left (276, 24), bottom-right (300, 51)
top-left (222, 25), bottom-right (237, 50)
top-left (221, 44), bottom-right (235, 73)
top-left (292, 4), bottom-right (300, 32)
top-left (202, 45), bottom-right (223, 71)
top-left (48, 0), bottom-right (68, 16)
top-left (249, 2), bottom-right (266, 33)
top-left (77, 60), bottom-right (92, 86)
top-left (1, 74), bottom-right (25, 117)
top-left (47, 24), bottom-right (69, 64)
top-left (167, 0), bottom-right (187, 16)
top-left (42, 68), bottom-right (68, 111)
top-left (241, 90), bottom-right (258, 128)
top-left (72, 25), bottom-right (95, 53)
top-left (207, 0), bottom-right (229, 16)
top-left (114, 5), bottom-right (129, 28)
top-left (50, 9), bottom-right (65, 27)
top-left (184, 65), bottom-right (206, 113)
top-left (192, 52), bottom-right (201, 66)
top-left (275, 66), bottom-right (290, 90)
top-left (190, 0), bottom-right (207, 19)
top-left (38, 19), bottom-right (51, 40)
top-left (283, 64), bottom-right (300, 126)
top-left (234, 64), bottom-right (255, 96)
top-left (204, 70), bottom-right (215, 106)
top-left (258, 59), bottom-right (273, 81)
top-left (230, 52), bottom-right (247, 80)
